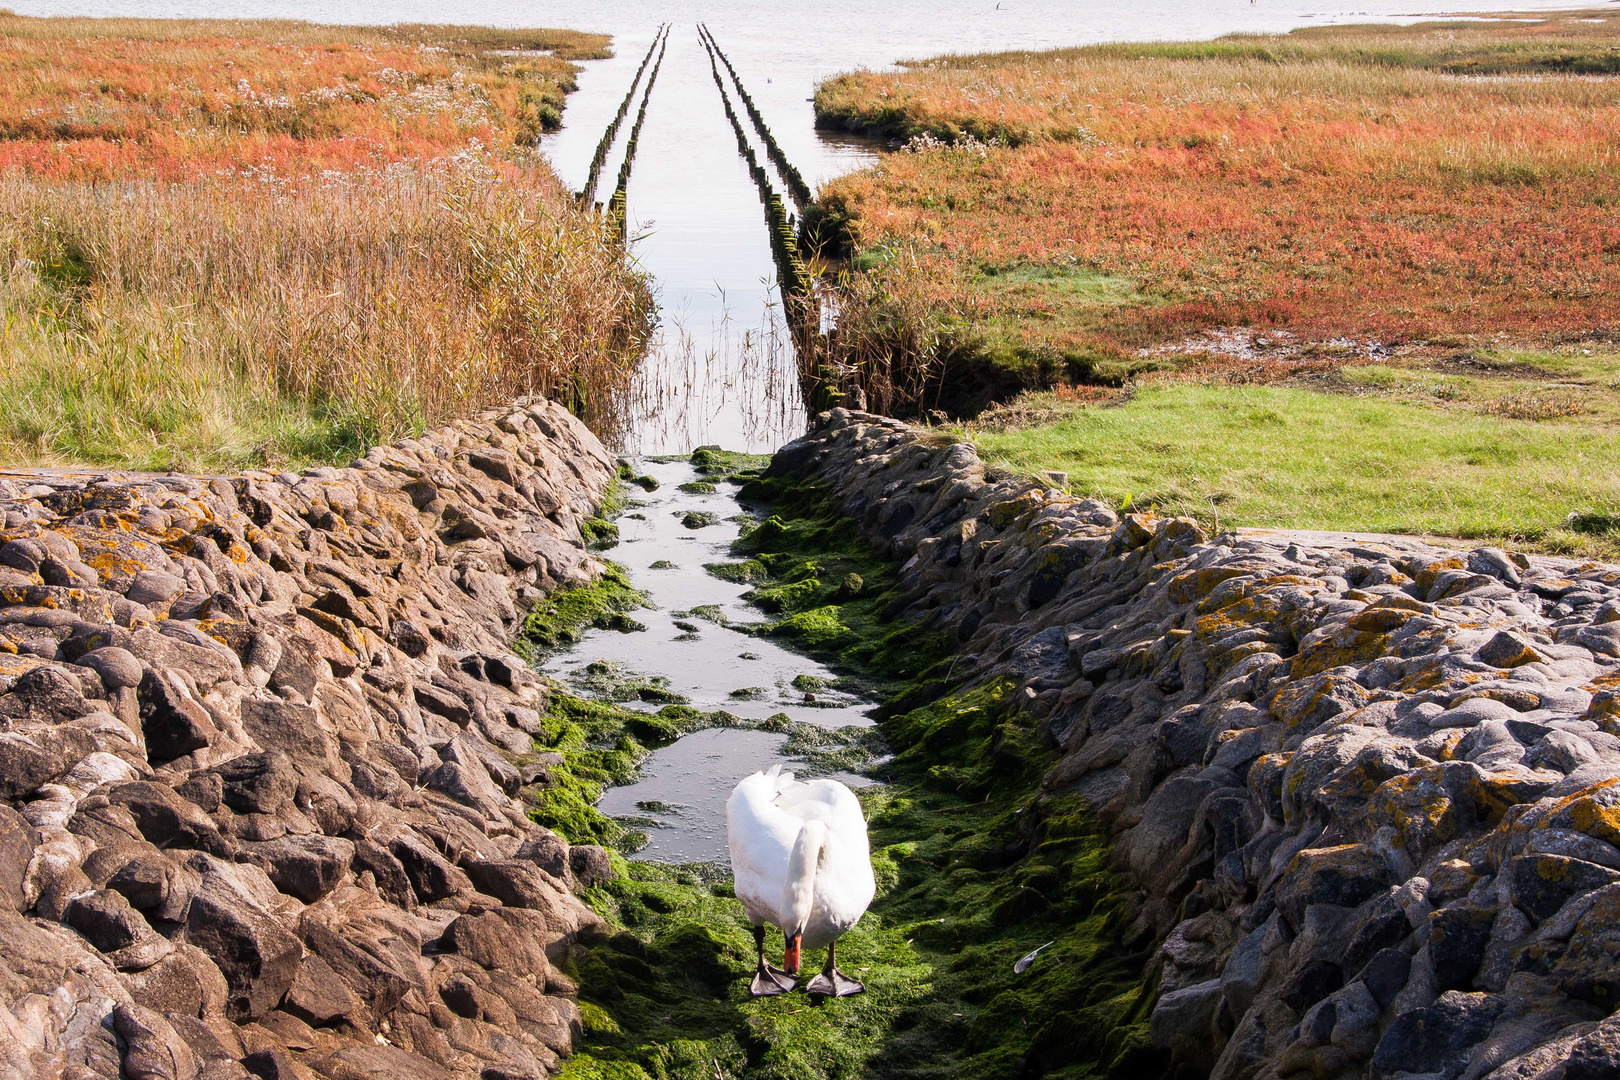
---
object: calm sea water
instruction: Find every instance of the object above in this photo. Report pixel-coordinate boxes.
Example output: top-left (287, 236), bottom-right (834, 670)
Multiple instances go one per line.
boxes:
top-left (24, 0), bottom-right (1580, 451)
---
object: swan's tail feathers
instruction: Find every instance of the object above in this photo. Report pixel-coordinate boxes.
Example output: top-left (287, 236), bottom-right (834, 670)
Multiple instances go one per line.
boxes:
top-left (770, 768), bottom-right (797, 800)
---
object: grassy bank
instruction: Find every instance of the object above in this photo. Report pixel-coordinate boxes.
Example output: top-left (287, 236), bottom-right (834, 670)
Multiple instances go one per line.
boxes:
top-left (806, 9), bottom-right (1620, 556)
top-left (965, 378), bottom-right (1620, 559)
top-left (0, 13), bottom-right (652, 472)
top-left (523, 458), bottom-right (1158, 1080)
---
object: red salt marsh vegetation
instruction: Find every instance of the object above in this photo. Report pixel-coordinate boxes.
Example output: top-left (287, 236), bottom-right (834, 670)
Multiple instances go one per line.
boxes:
top-left (809, 10), bottom-right (1620, 555)
top-left (812, 9), bottom-right (1620, 398)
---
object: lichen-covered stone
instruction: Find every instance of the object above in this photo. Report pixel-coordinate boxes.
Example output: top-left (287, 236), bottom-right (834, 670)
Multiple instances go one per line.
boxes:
top-left (0, 398), bottom-right (612, 1077)
top-left (768, 407), bottom-right (1620, 1080)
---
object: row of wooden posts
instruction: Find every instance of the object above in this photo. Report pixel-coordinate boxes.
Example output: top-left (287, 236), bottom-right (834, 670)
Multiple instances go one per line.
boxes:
top-left (699, 25), bottom-right (814, 211)
top-left (606, 31), bottom-right (670, 239)
top-left (696, 26), bottom-right (813, 308)
top-left (576, 25), bottom-right (667, 208)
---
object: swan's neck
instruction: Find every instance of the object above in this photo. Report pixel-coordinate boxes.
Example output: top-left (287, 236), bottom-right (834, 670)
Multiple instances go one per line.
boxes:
top-left (783, 818), bottom-right (828, 937)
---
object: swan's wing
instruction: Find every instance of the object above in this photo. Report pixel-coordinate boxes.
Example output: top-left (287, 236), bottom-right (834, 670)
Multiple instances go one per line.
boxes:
top-left (776, 777), bottom-right (864, 824)
top-left (727, 771), bottom-right (803, 927)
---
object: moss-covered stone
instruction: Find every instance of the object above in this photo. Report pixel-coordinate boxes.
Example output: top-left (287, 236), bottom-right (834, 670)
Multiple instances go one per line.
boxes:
top-left (516, 562), bottom-right (648, 657)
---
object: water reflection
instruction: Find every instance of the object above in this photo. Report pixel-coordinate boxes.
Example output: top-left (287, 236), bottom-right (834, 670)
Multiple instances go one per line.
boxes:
top-left (626, 298), bottom-right (804, 457)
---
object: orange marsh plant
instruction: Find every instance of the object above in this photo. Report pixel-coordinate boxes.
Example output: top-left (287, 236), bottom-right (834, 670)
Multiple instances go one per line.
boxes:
top-left (812, 10), bottom-right (1620, 412)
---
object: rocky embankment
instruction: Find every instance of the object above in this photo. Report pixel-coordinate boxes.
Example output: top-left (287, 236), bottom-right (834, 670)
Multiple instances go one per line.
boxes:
top-left (770, 409), bottom-right (1620, 1080)
top-left (0, 399), bottom-right (619, 1080)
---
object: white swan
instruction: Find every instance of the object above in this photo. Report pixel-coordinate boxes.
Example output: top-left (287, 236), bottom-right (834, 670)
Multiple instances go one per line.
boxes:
top-left (726, 765), bottom-right (876, 996)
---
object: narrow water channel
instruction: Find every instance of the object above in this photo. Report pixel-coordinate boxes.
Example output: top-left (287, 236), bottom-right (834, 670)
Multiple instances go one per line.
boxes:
top-left (543, 25), bottom-right (880, 455)
top-left (544, 458), bottom-right (874, 862)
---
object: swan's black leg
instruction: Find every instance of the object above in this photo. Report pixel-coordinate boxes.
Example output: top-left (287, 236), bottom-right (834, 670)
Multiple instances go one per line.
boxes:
top-left (749, 925), bottom-right (796, 996)
top-left (805, 940), bottom-right (865, 997)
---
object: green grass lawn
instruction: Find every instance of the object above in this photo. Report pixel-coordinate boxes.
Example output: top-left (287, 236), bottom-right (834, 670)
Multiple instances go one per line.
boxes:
top-left (964, 379), bottom-right (1620, 558)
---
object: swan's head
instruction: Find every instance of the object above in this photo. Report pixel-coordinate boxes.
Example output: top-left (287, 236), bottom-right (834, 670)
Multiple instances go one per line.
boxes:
top-left (784, 932), bottom-right (802, 974)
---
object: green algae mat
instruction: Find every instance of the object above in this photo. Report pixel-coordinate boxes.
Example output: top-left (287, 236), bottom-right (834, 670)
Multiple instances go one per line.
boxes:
top-left (522, 462), bottom-right (1163, 1080)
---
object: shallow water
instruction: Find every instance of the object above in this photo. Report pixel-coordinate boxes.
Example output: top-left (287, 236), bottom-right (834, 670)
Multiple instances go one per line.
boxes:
top-left (549, 459), bottom-right (872, 729)
top-left (543, 458), bottom-right (876, 861)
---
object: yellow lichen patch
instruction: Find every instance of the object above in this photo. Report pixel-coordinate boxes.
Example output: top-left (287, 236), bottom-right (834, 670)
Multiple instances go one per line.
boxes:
top-left (1270, 672), bottom-right (1367, 729)
top-left (1412, 557), bottom-right (1468, 596)
top-left (82, 549), bottom-right (153, 586)
top-left (1456, 686), bottom-right (1541, 711)
top-left (1196, 591), bottom-right (1293, 638)
top-left (1433, 574), bottom-right (1497, 601)
top-left (1431, 729), bottom-right (1466, 762)
top-left (1393, 659), bottom-right (1457, 694)
top-left (1371, 772), bottom-right (1460, 853)
top-left (198, 618), bottom-right (254, 654)
top-left (1119, 640), bottom-right (1164, 677)
top-left (1565, 791), bottom-right (1620, 848)
top-left (0, 653), bottom-right (43, 677)
top-left (1375, 594), bottom-right (1436, 615)
top-left (1291, 628), bottom-right (1392, 680)
top-left (1168, 566), bottom-right (1250, 605)
top-left (1468, 770), bottom-right (1539, 828)
top-left (1249, 574), bottom-right (1317, 592)
top-left (1583, 691), bottom-right (1620, 736)
top-left (984, 491), bottom-right (1049, 531)
top-left (1347, 607), bottom-right (1417, 633)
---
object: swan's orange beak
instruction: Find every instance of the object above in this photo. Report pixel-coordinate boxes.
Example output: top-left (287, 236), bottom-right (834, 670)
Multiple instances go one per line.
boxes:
top-left (784, 934), bottom-right (802, 974)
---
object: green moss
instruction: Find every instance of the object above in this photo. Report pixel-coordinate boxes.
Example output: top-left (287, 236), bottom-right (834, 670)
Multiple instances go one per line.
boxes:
top-left (690, 445), bottom-right (772, 482)
top-left (685, 605), bottom-right (729, 626)
top-left (616, 462), bottom-right (661, 491)
top-left (516, 563), bottom-right (648, 658)
top-left (555, 476), bottom-right (1160, 1080)
top-left (569, 660), bottom-right (691, 706)
top-left (559, 680), bottom-right (1158, 1080)
top-left (727, 479), bottom-right (953, 695)
top-left (679, 510), bottom-right (720, 529)
top-left (678, 481), bottom-right (718, 494)
top-left (705, 559), bottom-right (769, 584)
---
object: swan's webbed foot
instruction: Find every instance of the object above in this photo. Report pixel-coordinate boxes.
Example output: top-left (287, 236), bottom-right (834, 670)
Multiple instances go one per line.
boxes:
top-left (748, 926), bottom-right (797, 996)
top-left (805, 968), bottom-right (864, 997)
top-left (750, 963), bottom-right (797, 997)
top-left (806, 943), bottom-right (864, 996)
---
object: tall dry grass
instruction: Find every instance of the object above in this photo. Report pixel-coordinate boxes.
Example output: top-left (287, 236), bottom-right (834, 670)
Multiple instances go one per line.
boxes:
top-left (0, 155), bottom-right (653, 472)
top-left (0, 14), bottom-right (651, 472)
